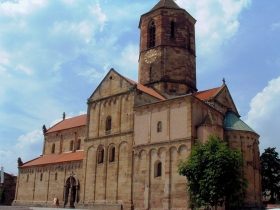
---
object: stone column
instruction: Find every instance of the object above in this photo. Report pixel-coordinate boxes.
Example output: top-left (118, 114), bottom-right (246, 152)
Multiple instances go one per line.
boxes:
top-left (144, 152), bottom-right (151, 209)
top-left (163, 149), bottom-right (171, 209)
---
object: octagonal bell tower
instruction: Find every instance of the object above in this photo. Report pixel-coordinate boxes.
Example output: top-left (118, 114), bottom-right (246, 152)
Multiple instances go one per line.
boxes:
top-left (138, 0), bottom-right (197, 97)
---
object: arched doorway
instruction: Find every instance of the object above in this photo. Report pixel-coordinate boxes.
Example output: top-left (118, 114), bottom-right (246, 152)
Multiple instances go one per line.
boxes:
top-left (64, 174), bottom-right (79, 208)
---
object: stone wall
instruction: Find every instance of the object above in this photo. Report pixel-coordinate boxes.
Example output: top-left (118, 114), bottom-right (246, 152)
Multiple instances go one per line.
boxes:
top-left (14, 161), bottom-right (82, 208)
top-left (225, 130), bottom-right (261, 206)
top-left (133, 142), bottom-right (191, 209)
top-left (44, 126), bottom-right (86, 155)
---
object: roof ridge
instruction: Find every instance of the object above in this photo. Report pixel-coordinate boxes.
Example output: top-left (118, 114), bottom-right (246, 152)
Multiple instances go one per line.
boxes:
top-left (46, 114), bottom-right (87, 134)
top-left (47, 114), bottom-right (86, 131)
top-left (21, 151), bottom-right (84, 168)
top-left (197, 86), bottom-right (220, 93)
top-left (124, 77), bottom-right (165, 100)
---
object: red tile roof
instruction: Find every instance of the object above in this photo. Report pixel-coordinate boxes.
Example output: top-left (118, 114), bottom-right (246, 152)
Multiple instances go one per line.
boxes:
top-left (21, 151), bottom-right (84, 167)
top-left (46, 114), bottom-right (87, 134)
top-left (125, 77), bottom-right (166, 100)
top-left (194, 87), bottom-right (220, 101)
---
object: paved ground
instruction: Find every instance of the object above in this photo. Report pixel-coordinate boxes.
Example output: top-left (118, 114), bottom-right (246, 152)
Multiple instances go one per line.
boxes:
top-left (0, 207), bottom-right (87, 210)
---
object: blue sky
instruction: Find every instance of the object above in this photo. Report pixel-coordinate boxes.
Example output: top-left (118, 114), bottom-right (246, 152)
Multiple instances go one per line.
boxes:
top-left (0, 0), bottom-right (280, 175)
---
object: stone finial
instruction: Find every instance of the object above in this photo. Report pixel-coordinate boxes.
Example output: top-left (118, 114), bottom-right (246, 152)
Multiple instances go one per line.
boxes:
top-left (63, 112), bottom-right (66, 120)
top-left (222, 78), bottom-right (226, 85)
top-left (17, 157), bottom-right (23, 167)
top-left (42, 124), bottom-right (47, 133)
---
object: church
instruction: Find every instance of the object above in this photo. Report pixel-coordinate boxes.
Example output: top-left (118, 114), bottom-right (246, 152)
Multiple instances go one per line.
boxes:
top-left (13, 0), bottom-right (262, 209)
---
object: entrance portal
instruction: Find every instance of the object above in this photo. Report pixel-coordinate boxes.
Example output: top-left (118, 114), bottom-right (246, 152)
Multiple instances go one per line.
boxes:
top-left (64, 174), bottom-right (79, 208)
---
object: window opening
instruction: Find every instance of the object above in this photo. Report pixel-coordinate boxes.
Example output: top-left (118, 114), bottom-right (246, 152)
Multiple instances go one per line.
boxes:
top-left (26, 174), bottom-right (29, 182)
top-left (77, 139), bottom-right (81, 150)
top-left (40, 173), bottom-right (43, 181)
top-left (98, 148), bottom-right (104, 164)
top-left (51, 143), bottom-right (55, 154)
top-left (157, 121), bottom-right (162, 132)
top-left (149, 21), bottom-right (156, 47)
top-left (55, 172), bottom-right (57, 181)
top-left (156, 162), bottom-right (162, 177)
top-left (109, 147), bottom-right (115, 162)
top-left (171, 21), bottom-right (175, 38)
top-left (106, 116), bottom-right (112, 131)
top-left (70, 140), bottom-right (74, 151)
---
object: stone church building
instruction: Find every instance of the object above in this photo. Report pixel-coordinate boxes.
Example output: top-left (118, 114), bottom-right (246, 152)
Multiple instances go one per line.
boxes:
top-left (13, 0), bottom-right (262, 209)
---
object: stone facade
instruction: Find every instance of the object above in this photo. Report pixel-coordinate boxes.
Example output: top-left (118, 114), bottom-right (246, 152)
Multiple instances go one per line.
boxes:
top-left (14, 0), bottom-right (262, 209)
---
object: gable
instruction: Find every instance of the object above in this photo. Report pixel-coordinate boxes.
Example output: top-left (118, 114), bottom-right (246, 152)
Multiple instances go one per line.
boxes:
top-left (90, 69), bottom-right (134, 101)
top-left (212, 85), bottom-right (239, 115)
top-left (194, 85), bottom-right (239, 116)
top-left (90, 68), bottom-right (166, 102)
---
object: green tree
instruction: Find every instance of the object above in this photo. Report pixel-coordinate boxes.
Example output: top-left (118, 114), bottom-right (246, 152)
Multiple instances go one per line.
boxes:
top-left (178, 134), bottom-right (248, 210)
top-left (261, 147), bottom-right (280, 203)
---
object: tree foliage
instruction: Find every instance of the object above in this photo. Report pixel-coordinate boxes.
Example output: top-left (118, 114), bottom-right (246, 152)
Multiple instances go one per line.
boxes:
top-left (261, 147), bottom-right (280, 203)
top-left (178, 134), bottom-right (248, 209)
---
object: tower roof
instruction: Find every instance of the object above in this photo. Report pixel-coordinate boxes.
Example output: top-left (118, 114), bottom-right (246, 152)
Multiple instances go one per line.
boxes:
top-left (150, 0), bottom-right (181, 11)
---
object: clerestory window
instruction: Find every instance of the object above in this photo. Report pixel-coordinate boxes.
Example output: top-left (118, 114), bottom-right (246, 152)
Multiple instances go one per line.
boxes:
top-left (51, 143), bottom-right (55, 154)
top-left (109, 146), bottom-right (115, 162)
top-left (157, 121), bottom-right (162, 132)
top-left (98, 147), bottom-right (104, 164)
top-left (76, 139), bottom-right (81, 150)
top-left (106, 116), bottom-right (112, 131)
top-left (70, 140), bottom-right (74, 151)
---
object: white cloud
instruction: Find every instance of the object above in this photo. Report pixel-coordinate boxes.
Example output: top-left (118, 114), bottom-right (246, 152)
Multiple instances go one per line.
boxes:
top-left (16, 64), bottom-right (32, 75)
top-left (79, 110), bottom-right (86, 115)
top-left (0, 65), bottom-right (6, 73)
top-left (78, 67), bottom-right (105, 83)
top-left (50, 118), bottom-right (62, 128)
top-left (0, 51), bottom-right (10, 66)
top-left (271, 22), bottom-right (280, 31)
top-left (0, 0), bottom-right (46, 16)
top-left (16, 129), bottom-right (42, 150)
top-left (0, 129), bottom-right (43, 175)
top-left (117, 44), bottom-right (138, 80)
top-left (89, 0), bottom-right (107, 31)
top-left (176, 0), bottom-right (251, 60)
top-left (245, 76), bottom-right (280, 153)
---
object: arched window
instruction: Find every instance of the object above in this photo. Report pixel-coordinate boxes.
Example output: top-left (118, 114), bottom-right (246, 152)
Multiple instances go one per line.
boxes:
top-left (106, 116), bottom-right (112, 131)
top-left (109, 146), bottom-right (115, 162)
top-left (155, 161), bottom-right (162, 177)
top-left (98, 147), bottom-right (104, 164)
top-left (171, 20), bottom-right (175, 38)
top-left (40, 173), bottom-right (43, 181)
top-left (149, 20), bottom-right (156, 48)
top-left (76, 139), bottom-right (81, 150)
top-left (157, 121), bottom-right (162, 132)
top-left (70, 140), bottom-right (74, 151)
top-left (51, 143), bottom-right (55, 154)
top-left (54, 172), bottom-right (58, 181)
